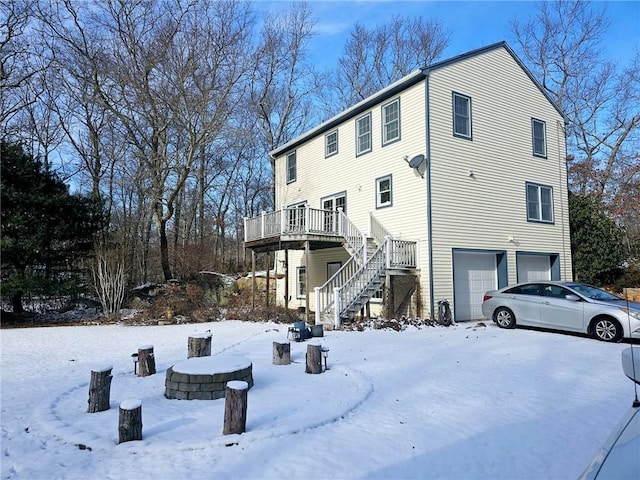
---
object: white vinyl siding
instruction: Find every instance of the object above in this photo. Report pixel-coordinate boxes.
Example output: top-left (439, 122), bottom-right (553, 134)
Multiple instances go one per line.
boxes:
top-left (532, 118), bottom-right (546, 157)
top-left (452, 92), bottom-right (471, 139)
top-left (274, 81), bottom-right (427, 313)
top-left (286, 151), bottom-right (296, 183)
top-left (382, 98), bottom-right (400, 145)
top-left (356, 113), bottom-right (372, 155)
top-left (273, 45), bottom-right (572, 316)
top-left (526, 182), bottom-right (553, 223)
top-left (428, 46), bottom-right (571, 306)
top-left (325, 130), bottom-right (338, 157)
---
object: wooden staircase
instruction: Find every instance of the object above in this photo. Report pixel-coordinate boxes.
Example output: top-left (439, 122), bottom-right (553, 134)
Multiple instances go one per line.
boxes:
top-left (315, 213), bottom-right (417, 327)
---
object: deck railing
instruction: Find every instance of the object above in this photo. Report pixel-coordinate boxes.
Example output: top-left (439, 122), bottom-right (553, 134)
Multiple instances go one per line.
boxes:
top-left (387, 239), bottom-right (418, 268)
top-left (244, 205), bottom-right (344, 242)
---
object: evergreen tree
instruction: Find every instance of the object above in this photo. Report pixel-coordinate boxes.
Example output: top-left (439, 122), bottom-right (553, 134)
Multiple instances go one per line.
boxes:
top-left (1, 142), bottom-right (103, 312)
top-left (569, 192), bottom-right (626, 286)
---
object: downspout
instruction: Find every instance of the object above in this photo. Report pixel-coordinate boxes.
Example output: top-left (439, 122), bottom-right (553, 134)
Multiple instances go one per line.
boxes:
top-left (557, 119), bottom-right (570, 281)
top-left (424, 69), bottom-right (435, 320)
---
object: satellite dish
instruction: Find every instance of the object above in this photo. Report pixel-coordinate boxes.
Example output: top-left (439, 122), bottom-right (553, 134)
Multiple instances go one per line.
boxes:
top-left (408, 154), bottom-right (425, 169)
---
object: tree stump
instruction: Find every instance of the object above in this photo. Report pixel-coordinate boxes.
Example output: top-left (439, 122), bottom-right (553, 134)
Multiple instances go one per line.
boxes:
top-left (223, 381), bottom-right (248, 435)
top-left (305, 344), bottom-right (322, 374)
top-left (118, 400), bottom-right (142, 443)
top-left (87, 365), bottom-right (113, 413)
top-left (272, 341), bottom-right (291, 365)
top-left (188, 333), bottom-right (212, 358)
top-left (137, 345), bottom-right (156, 377)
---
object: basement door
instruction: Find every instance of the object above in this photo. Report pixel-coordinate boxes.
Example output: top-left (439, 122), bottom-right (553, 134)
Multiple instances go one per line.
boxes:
top-left (453, 251), bottom-right (498, 321)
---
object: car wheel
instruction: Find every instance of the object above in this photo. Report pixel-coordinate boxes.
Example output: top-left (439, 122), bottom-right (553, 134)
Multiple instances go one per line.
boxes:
top-left (494, 307), bottom-right (516, 329)
top-left (592, 317), bottom-right (623, 342)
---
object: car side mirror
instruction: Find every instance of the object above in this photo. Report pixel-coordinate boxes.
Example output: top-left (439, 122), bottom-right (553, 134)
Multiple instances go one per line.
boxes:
top-left (565, 294), bottom-right (580, 302)
top-left (621, 347), bottom-right (640, 384)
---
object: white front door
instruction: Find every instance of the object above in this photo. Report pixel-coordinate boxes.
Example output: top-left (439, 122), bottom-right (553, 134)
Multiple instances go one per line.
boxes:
top-left (517, 255), bottom-right (550, 282)
top-left (454, 252), bottom-right (497, 321)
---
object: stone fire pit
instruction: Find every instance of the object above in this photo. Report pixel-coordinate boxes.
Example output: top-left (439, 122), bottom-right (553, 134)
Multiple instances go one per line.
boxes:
top-left (164, 355), bottom-right (253, 400)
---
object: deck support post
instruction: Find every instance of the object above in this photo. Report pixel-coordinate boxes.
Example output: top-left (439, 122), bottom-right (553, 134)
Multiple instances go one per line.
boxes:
top-left (314, 287), bottom-right (321, 324)
top-left (265, 252), bottom-right (270, 309)
top-left (251, 250), bottom-right (256, 310)
top-left (305, 240), bottom-right (310, 324)
top-left (334, 286), bottom-right (340, 328)
top-left (284, 248), bottom-right (289, 310)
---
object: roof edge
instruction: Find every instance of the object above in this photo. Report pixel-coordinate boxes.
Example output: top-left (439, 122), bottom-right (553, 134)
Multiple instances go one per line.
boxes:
top-left (271, 41), bottom-right (566, 158)
top-left (423, 41), bottom-right (565, 121)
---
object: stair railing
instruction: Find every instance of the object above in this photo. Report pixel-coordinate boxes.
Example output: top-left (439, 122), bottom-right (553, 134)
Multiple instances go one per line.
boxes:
top-left (339, 209), bottom-right (365, 262)
top-left (333, 239), bottom-right (389, 326)
top-left (314, 248), bottom-right (363, 324)
top-left (369, 213), bottom-right (390, 246)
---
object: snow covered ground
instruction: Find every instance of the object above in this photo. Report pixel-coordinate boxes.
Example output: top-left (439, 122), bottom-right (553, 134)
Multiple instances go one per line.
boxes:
top-left (1, 320), bottom-right (635, 479)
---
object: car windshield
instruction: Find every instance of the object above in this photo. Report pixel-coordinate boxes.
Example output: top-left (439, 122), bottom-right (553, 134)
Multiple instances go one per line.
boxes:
top-left (568, 283), bottom-right (622, 301)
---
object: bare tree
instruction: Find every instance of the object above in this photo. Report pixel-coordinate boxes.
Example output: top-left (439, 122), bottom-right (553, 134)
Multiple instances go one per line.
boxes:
top-left (0, 0), bottom-right (43, 139)
top-left (329, 15), bottom-right (450, 111)
top-left (51, 0), bottom-right (253, 281)
top-left (513, 0), bottom-right (639, 253)
top-left (250, 2), bottom-right (319, 203)
top-left (92, 237), bottom-right (126, 315)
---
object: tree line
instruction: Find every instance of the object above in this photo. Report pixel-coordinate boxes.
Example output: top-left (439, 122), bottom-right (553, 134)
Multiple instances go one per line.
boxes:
top-left (1, 0), bottom-right (638, 314)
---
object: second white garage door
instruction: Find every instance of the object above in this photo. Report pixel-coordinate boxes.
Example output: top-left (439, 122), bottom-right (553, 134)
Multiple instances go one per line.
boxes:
top-left (453, 252), bottom-right (497, 321)
top-left (517, 254), bottom-right (550, 282)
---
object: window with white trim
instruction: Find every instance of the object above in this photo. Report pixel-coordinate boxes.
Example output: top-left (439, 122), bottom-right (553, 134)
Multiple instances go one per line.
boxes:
top-left (325, 130), bottom-right (338, 157)
top-left (356, 113), bottom-right (372, 155)
top-left (296, 266), bottom-right (306, 298)
top-left (376, 174), bottom-right (392, 209)
top-left (286, 151), bottom-right (296, 183)
top-left (532, 118), bottom-right (547, 157)
top-left (382, 98), bottom-right (400, 145)
top-left (526, 182), bottom-right (553, 223)
top-left (452, 92), bottom-right (471, 139)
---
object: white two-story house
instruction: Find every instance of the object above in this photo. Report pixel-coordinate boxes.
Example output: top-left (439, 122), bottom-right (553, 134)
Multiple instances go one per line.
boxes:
top-left (244, 41), bottom-right (573, 327)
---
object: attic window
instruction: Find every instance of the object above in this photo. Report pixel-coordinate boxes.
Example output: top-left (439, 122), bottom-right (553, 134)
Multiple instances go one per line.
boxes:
top-left (452, 92), bottom-right (472, 139)
top-left (532, 118), bottom-right (547, 157)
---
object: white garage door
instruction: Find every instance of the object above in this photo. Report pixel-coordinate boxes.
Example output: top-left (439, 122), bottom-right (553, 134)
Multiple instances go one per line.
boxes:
top-left (454, 252), bottom-right (497, 321)
top-left (517, 255), bottom-right (550, 282)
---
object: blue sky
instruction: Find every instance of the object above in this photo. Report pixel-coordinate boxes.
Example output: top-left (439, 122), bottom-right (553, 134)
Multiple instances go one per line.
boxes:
top-left (255, 0), bottom-right (639, 69)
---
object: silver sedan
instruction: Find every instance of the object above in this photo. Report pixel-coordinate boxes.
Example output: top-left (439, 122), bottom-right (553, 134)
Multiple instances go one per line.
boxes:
top-left (481, 281), bottom-right (640, 342)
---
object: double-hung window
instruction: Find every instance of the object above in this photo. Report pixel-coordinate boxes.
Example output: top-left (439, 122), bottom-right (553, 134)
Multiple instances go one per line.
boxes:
top-left (325, 130), bottom-right (338, 157)
top-left (286, 151), bottom-right (296, 183)
top-left (526, 182), bottom-right (553, 223)
top-left (382, 98), bottom-right (400, 145)
top-left (356, 113), bottom-right (372, 155)
top-left (452, 92), bottom-right (472, 139)
top-left (296, 266), bottom-right (306, 298)
top-left (376, 174), bottom-right (392, 209)
top-left (532, 118), bottom-right (547, 157)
